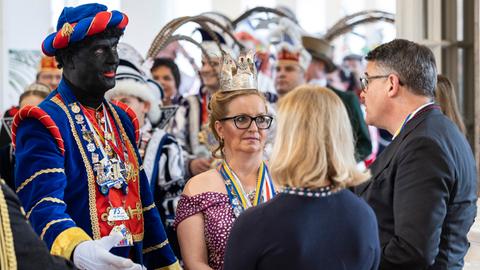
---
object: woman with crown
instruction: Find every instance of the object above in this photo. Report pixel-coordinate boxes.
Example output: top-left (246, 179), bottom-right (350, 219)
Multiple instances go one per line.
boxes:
top-left (174, 52), bottom-right (276, 269)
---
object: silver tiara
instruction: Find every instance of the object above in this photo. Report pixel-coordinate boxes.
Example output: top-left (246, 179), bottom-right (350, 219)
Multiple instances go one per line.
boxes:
top-left (219, 50), bottom-right (258, 91)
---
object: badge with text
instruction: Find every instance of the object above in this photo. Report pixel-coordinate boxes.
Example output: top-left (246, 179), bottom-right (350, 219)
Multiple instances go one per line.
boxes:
top-left (107, 207), bottom-right (130, 221)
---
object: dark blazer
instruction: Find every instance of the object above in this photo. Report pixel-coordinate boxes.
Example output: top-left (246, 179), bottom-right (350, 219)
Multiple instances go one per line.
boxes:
top-left (355, 106), bottom-right (477, 270)
top-left (0, 180), bottom-right (77, 270)
top-left (224, 190), bottom-right (380, 270)
top-left (328, 85), bottom-right (372, 161)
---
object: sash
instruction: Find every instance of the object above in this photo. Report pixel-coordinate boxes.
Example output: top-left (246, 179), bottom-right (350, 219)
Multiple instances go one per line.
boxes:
top-left (218, 160), bottom-right (276, 217)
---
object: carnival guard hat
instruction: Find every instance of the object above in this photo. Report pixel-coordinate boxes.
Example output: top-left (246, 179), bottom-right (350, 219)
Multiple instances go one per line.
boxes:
top-left (38, 56), bottom-right (61, 72)
top-left (270, 18), bottom-right (311, 71)
top-left (42, 3), bottom-right (128, 56)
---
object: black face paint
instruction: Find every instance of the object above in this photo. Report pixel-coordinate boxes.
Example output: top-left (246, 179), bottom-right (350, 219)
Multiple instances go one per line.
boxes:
top-left (63, 36), bottom-right (120, 108)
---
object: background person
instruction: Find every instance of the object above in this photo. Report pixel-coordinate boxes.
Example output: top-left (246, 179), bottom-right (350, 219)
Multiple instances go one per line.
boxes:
top-left (37, 55), bottom-right (62, 91)
top-left (0, 82), bottom-right (51, 189)
top-left (435, 74), bottom-right (466, 135)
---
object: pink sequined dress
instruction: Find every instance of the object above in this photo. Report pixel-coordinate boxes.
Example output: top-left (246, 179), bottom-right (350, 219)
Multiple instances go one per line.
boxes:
top-left (174, 192), bottom-right (236, 270)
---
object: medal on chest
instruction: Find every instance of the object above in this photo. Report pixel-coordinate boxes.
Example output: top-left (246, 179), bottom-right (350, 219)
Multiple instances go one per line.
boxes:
top-left (71, 103), bottom-right (132, 196)
top-left (69, 102), bottom-right (140, 245)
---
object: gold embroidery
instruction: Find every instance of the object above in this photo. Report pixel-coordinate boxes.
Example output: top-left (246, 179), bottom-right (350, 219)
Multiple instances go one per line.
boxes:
top-left (133, 232), bottom-right (144, 241)
top-left (143, 239), bottom-right (169, 254)
top-left (128, 202), bottom-right (143, 221)
top-left (100, 206), bottom-right (121, 227)
top-left (40, 218), bottom-right (73, 240)
top-left (26, 197), bottom-right (66, 219)
top-left (142, 203), bottom-right (156, 212)
top-left (0, 181), bottom-right (18, 269)
top-left (52, 97), bottom-right (101, 239)
top-left (16, 168), bottom-right (64, 193)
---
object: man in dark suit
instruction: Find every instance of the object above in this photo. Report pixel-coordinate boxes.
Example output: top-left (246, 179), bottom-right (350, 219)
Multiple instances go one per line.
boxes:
top-left (356, 39), bottom-right (477, 269)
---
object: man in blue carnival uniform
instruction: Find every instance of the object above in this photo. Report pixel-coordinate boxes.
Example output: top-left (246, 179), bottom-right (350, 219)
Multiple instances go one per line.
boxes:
top-left (13, 3), bottom-right (180, 270)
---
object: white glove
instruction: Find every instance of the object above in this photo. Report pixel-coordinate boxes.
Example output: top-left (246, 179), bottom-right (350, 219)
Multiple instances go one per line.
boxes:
top-left (73, 232), bottom-right (146, 270)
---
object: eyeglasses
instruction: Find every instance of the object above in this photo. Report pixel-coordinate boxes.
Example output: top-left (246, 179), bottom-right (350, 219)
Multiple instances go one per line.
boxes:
top-left (220, 114), bottom-right (273, 130)
top-left (360, 74), bottom-right (404, 91)
top-left (359, 75), bottom-right (389, 90)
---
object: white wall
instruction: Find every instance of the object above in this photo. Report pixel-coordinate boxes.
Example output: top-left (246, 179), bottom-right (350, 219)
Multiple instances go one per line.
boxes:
top-left (1, 0), bottom-right (52, 112)
top-left (120, 0), bottom-right (175, 58)
top-left (5, 0), bottom-right (52, 50)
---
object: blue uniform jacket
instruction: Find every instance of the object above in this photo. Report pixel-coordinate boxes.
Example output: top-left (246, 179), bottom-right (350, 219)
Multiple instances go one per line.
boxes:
top-left (14, 79), bottom-right (180, 269)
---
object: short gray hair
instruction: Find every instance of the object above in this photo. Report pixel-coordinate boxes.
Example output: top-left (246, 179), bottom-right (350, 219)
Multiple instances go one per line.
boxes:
top-left (365, 39), bottom-right (437, 97)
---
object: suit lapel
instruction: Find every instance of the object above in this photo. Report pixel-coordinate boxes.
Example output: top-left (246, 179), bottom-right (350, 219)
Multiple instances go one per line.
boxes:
top-left (356, 107), bottom-right (440, 196)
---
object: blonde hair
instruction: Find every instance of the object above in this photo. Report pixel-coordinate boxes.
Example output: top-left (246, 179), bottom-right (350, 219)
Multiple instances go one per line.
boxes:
top-left (435, 75), bottom-right (466, 134)
top-left (270, 85), bottom-right (370, 189)
top-left (208, 89), bottom-right (267, 158)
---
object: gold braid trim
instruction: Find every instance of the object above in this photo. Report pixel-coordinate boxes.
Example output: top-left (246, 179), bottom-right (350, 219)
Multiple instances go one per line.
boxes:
top-left (0, 183), bottom-right (17, 269)
top-left (109, 105), bottom-right (145, 212)
top-left (133, 231), bottom-right (144, 242)
top-left (154, 261), bottom-right (182, 270)
top-left (50, 227), bottom-right (91, 259)
top-left (142, 239), bottom-right (169, 254)
top-left (26, 197), bottom-right (66, 219)
top-left (40, 218), bottom-right (73, 240)
top-left (52, 97), bottom-right (101, 239)
top-left (16, 168), bottom-right (65, 193)
top-left (142, 203), bottom-right (156, 213)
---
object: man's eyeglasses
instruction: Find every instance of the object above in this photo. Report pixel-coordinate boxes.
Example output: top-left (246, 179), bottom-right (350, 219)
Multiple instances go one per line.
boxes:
top-left (220, 115), bottom-right (273, 130)
top-left (359, 75), bottom-right (389, 90)
top-left (359, 74), bottom-right (404, 91)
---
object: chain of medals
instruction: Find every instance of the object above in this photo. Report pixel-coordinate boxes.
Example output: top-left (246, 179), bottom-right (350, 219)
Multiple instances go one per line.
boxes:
top-left (70, 102), bottom-right (133, 246)
top-left (218, 160), bottom-right (276, 217)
